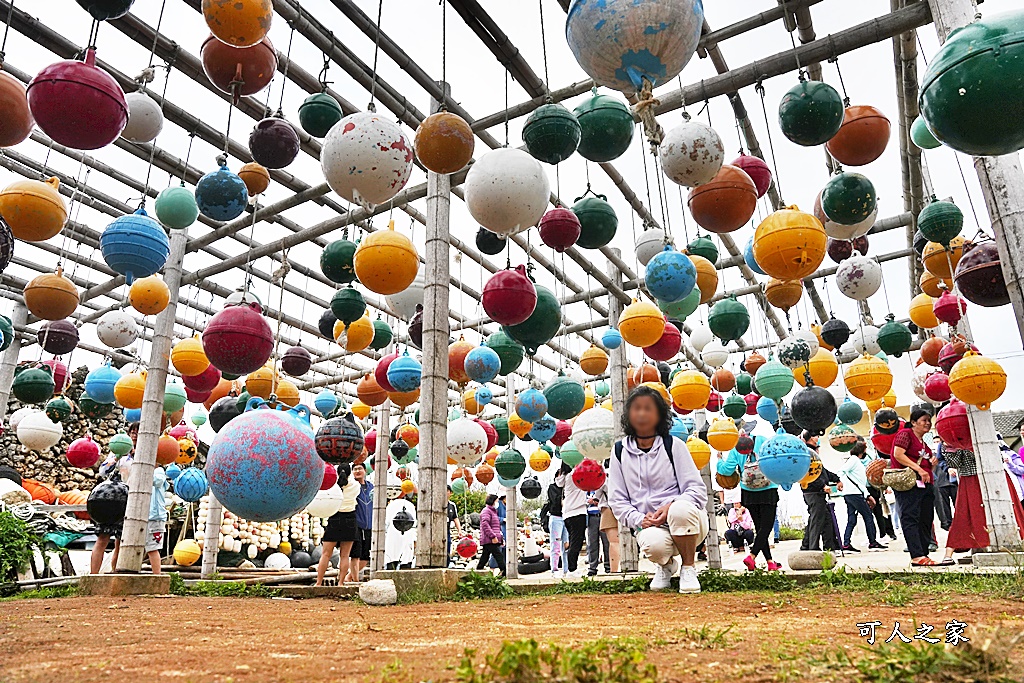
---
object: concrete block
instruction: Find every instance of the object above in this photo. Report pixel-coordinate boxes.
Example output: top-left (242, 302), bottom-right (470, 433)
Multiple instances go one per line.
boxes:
top-left (373, 568), bottom-right (470, 599)
top-left (971, 552), bottom-right (1024, 567)
top-left (788, 550), bottom-right (826, 571)
top-left (359, 579), bottom-right (398, 605)
top-left (78, 574), bottom-right (171, 596)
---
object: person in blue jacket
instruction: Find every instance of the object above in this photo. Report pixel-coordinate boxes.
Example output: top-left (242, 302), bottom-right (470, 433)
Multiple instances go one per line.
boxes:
top-left (717, 433), bottom-right (781, 571)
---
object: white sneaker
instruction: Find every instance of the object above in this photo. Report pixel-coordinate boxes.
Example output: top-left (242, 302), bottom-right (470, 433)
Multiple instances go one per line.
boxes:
top-left (650, 558), bottom-right (678, 590)
top-left (678, 565), bottom-right (701, 594)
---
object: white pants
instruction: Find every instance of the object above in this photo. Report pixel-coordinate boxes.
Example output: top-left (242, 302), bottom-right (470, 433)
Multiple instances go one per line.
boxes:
top-left (637, 499), bottom-right (709, 566)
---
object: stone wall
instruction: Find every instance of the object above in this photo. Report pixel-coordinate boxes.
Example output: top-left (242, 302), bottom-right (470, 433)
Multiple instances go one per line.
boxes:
top-left (1, 366), bottom-right (127, 491)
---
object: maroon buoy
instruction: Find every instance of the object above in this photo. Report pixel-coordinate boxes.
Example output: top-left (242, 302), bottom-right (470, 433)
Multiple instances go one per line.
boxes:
top-left (731, 153), bottom-right (772, 198)
top-left (27, 48), bottom-right (127, 150)
top-left (37, 319), bottom-right (78, 356)
top-left (183, 362), bottom-right (222, 393)
top-left (827, 238), bottom-right (853, 264)
top-left (249, 115), bottom-right (300, 169)
top-left (280, 345), bottom-right (312, 377)
top-left (924, 371), bottom-right (951, 403)
top-left (41, 358), bottom-right (68, 393)
top-left (642, 322), bottom-right (681, 362)
top-left (408, 304), bottom-right (424, 349)
top-left (938, 339), bottom-right (976, 374)
top-left (201, 302), bottom-right (274, 375)
top-left (482, 264), bottom-right (538, 326)
top-left (201, 35), bottom-right (277, 99)
top-left (374, 350), bottom-right (400, 393)
top-left (851, 234), bottom-right (869, 255)
top-left (954, 240), bottom-right (1010, 308)
top-left (538, 207), bottom-right (581, 253)
top-left (935, 399), bottom-right (971, 450)
top-left (185, 386), bottom-right (212, 404)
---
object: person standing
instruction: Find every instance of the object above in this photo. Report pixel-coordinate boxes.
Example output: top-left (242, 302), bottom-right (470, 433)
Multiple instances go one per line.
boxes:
top-left (724, 502), bottom-right (754, 552)
top-left (541, 477), bottom-right (567, 577)
top-left (720, 433), bottom-right (780, 571)
top-left (556, 461), bottom-right (589, 577)
top-left (476, 494), bottom-right (506, 576)
top-left (597, 483), bottom-right (620, 573)
top-left (933, 442), bottom-right (958, 531)
top-left (445, 486), bottom-right (462, 567)
top-left (890, 408), bottom-right (937, 566)
top-left (839, 441), bottom-right (887, 552)
top-left (90, 453), bottom-right (126, 574)
top-left (585, 488), bottom-right (603, 576)
top-left (799, 432), bottom-right (842, 552)
top-left (316, 464), bottom-right (359, 586)
top-left (347, 463), bottom-right (373, 582)
top-left (607, 386), bottom-right (708, 593)
top-left (146, 466), bottom-right (169, 574)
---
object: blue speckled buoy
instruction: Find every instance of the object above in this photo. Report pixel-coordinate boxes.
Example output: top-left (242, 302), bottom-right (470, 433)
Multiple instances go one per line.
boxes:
top-left (195, 160), bottom-right (249, 221)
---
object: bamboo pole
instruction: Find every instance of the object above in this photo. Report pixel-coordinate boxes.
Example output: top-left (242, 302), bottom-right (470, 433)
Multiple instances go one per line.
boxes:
top-left (116, 227), bottom-right (189, 572)
top-left (0, 302), bottom-right (27, 413)
top-left (504, 373), bottom-right (519, 579)
top-left (370, 398), bottom-right (391, 573)
top-left (693, 409), bottom-right (720, 569)
top-left (201, 493), bottom-right (223, 579)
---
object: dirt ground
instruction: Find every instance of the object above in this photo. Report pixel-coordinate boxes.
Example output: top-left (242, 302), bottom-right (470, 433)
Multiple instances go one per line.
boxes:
top-left (2, 590), bottom-right (1023, 683)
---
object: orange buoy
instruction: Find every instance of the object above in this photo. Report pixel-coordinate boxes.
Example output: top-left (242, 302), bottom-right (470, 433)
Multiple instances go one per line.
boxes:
top-left (129, 275), bottom-right (170, 315)
top-left (711, 368), bottom-right (735, 393)
top-left (448, 337), bottom-right (475, 384)
top-left (690, 254), bottom-right (718, 304)
top-left (920, 336), bottom-right (947, 367)
top-left (114, 370), bottom-right (147, 410)
top-left (202, 0), bottom-right (273, 48)
top-left (238, 162), bottom-right (270, 195)
top-left (244, 364), bottom-right (276, 399)
top-left (580, 344), bottom-right (609, 376)
top-left (752, 205), bottom-right (827, 280)
top-left (764, 278), bottom-right (804, 312)
top-left (922, 236), bottom-right (966, 280)
top-left (687, 164), bottom-right (757, 234)
top-left (24, 268), bottom-right (78, 320)
top-left (357, 373), bottom-right (388, 407)
top-left (157, 433), bottom-right (180, 465)
top-left (919, 270), bottom-right (947, 298)
top-left (0, 72), bottom-right (34, 147)
top-left (415, 111), bottom-right (475, 175)
top-left (0, 177), bottom-right (67, 242)
top-left (825, 105), bottom-right (891, 166)
top-left (353, 220), bottom-right (419, 296)
top-left (619, 299), bottom-right (665, 347)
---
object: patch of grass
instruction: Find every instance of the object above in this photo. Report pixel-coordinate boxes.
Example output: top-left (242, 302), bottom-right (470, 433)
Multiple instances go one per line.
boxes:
top-left (454, 637), bottom-right (656, 683)
top-left (546, 575), bottom-right (652, 595)
top-left (454, 571), bottom-right (514, 601)
top-left (673, 624), bottom-right (735, 650)
top-left (778, 525), bottom-right (805, 541)
top-left (0, 511), bottom-right (38, 589)
top-left (883, 583), bottom-right (913, 607)
top-left (821, 549), bottom-right (836, 570)
top-left (0, 583), bottom-right (79, 601)
top-left (697, 568), bottom-right (797, 593)
top-left (168, 572), bottom-right (281, 598)
top-left (396, 584), bottom-right (447, 605)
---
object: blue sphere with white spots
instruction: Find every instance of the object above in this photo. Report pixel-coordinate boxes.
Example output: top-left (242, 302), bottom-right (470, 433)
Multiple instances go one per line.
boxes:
top-left (464, 345), bottom-right (502, 384)
top-left (645, 246), bottom-right (696, 302)
top-left (516, 388), bottom-right (548, 423)
top-left (387, 352), bottom-right (423, 392)
top-left (475, 386), bottom-right (493, 408)
top-left (602, 328), bottom-right (623, 349)
top-left (195, 161), bottom-right (249, 221)
top-left (529, 415), bottom-right (557, 443)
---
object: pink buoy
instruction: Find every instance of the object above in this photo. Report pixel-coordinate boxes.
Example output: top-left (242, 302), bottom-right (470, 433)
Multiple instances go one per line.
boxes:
top-left (550, 419), bottom-right (572, 447)
top-left (482, 264), bottom-right (538, 326)
top-left (933, 289), bottom-right (967, 326)
top-left (27, 48), bottom-right (127, 151)
top-left (935, 398), bottom-right (972, 450)
top-left (41, 359), bottom-right (68, 393)
top-left (706, 392), bottom-right (724, 412)
top-left (202, 301), bottom-right (274, 375)
top-left (538, 207), bottom-right (581, 253)
top-left (744, 392), bottom-right (759, 415)
top-left (67, 434), bottom-right (101, 468)
top-left (364, 428), bottom-right (377, 455)
top-left (924, 371), bottom-right (951, 403)
top-left (731, 153), bottom-right (772, 198)
top-left (374, 350), bottom-right (400, 393)
top-left (475, 418), bottom-right (498, 451)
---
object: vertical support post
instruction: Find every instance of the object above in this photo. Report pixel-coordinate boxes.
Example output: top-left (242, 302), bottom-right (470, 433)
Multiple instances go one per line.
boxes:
top-left (505, 374), bottom-right (519, 578)
top-left (606, 249), bottom-right (637, 572)
top-left (694, 408), bottom-right (721, 569)
top-left (927, 0), bottom-right (1024, 550)
top-left (117, 228), bottom-right (189, 572)
top-left (416, 83), bottom-right (451, 569)
top-left (200, 493), bottom-right (222, 579)
top-left (0, 302), bottom-right (28, 414)
top-left (371, 398), bottom-right (391, 572)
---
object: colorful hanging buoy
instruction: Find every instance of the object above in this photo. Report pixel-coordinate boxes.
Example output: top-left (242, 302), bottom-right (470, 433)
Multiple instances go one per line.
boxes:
top-left (574, 88), bottom-right (634, 162)
top-left (825, 105), bottom-right (890, 166)
top-left (299, 92), bottom-right (344, 139)
top-left (660, 120), bottom-right (724, 188)
top-left (195, 160), bottom-right (249, 221)
top-left (321, 112), bottom-right (414, 207)
top-left (415, 111), bottom-right (475, 175)
top-left (465, 148), bottom-right (550, 237)
top-left (99, 208), bottom-right (170, 284)
top-left (523, 103), bottom-right (581, 165)
top-left (778, 79), bottom-right (844, 146)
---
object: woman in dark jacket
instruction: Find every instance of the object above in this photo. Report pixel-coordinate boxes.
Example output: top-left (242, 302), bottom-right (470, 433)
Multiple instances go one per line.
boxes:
top-left (477, 493), bottom-right (506, 575)
top-left (539, 478), bottom-right (567, 577)
top-left (799, 431), bottom-right (843, 551)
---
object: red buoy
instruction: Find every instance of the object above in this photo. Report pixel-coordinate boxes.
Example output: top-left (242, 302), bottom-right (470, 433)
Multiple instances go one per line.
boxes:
top-left (642, 322), bottom-right (682, 362)
top-left (482, 264), bottom-right (538, 326)
top-left (538, 207), bottom-right (581, 252)
top-left (374, 350), bottom-right (400, 393)
top-left (202, 302), bottom-right (274, 375)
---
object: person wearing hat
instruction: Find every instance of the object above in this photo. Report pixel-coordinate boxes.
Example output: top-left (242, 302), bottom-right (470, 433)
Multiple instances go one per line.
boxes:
top-left (799, 431), bottom-right (843, 552)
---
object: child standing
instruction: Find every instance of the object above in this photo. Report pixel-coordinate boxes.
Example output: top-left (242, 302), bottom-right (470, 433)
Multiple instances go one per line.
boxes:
top-left (147, 466), bottom-right (169, 574)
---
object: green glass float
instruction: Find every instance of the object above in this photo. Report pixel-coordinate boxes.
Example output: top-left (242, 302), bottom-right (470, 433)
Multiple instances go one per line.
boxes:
top-left (523, 103), bottom-right (581, 165)
top-left (543, 372), bottom-right (587, 420)
top-left (877, 315), bottom-right (912, 358)
top-left (369, 318), bottom-right (393, 350)
top-left (658, 287), bottom-right (700, 320)
top-left (494, 448), bottom-right (527, 481)
top-left (490, 416), bottom-right (511, 446)
top-left (331, 287), bottom-right (366, 325)
top-left (78, 396), bottom-right (112, 419)
top-left (298, 92), bottom-right (343, 138)
top-left (910, 115), bottom-right (941, 150)
top-left (754, 359), bottom-right (796, 401)
top-left (708, 295), bottom-right (750, 342)
top-left (44, 395), bottom-right (73, 423)
top-left (821, 172), bottom-right (877, 226)
top-left (571, 192), bottom-right (617, 249)
top-left (919, 11), bottom-right (1024, 156)
top-left (778, 79), bottom-right (845, 146)
top-left (502, 284), bottom-right (560, 356)
top-left (573, 88), bottom-right (634, 162)
top-left (0, 313), bottom-right (12, 351)
top-left (735, 372), bottom-right (753, 395)
top-left (558, 440), bottom-right (584, 468)
top-left (321, 239), bottom-right (358, 285)
top-left (594, 380), bottom-right (610, 398)
top-left (164, 382), bottom-right (187, 414)
top-left (12, 364), bottom-right (54, 404)
top-left (108, 431), bottom-right (134, 456)
top-left (723, 393), bottom-right (747, 419)
top-left (485, 329), bottom-right (525, 376)
top-left (686, 235), bottom-right (719, 264)
top-left (917, 196), bottom-right (964, 246)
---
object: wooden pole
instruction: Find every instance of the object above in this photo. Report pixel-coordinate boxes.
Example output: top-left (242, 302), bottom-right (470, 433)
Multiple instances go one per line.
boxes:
top-left (606, 249), bottom-right (638, 572)
top-left (415, 87), bottom-right (452, 569)
top-left (200, 493), bottom-right (222, 579)
top-left (117, 227), bottom-right (189, 572)
top-left (504, 374), bottom-right (519, 578)
top-left (370, 398), bottom-right (391, 572)
top-left (0, 302), bottom-right (27, 414)
top-left (694, 409), bottom-right (721, 569)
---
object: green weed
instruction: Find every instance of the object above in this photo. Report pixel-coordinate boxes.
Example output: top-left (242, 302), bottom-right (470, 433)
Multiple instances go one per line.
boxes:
top-left (168, 572), bottom-right (281, 598)
top-left (0, 583), bottom-right (79, 601)
top-left (455, 637), bottom-right (656, 683)
top-left (696, 568), bottom-right (797, 592)
top-left (778, 525), bottom-right (805, 541)
top-left (674, 624), bottom-right (734, 649)
top-left (454, 571), bottom-right (514, 601)
top-left (546, 575), bottom-right (652, 595)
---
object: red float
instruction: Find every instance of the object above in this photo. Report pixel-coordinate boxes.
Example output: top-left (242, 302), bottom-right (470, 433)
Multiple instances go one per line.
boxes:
top-left (202, 302), bottom-right (274, 375)
top-left (572, 457), bottom-right (607, 491)
top-left (744, 392), bottom-right (759, 415)
top-left (321, 464), bottom-right (338, 490)
top-left (706, 391), bottom-right (724, 412)
top-left (364, 429), bottom-right (377, 455)
top-left (935, 399), bottom-right (972, 450)
top-left (183, 363), bottom-right (222, 393)
top-left (538, 207), bottom-right (581, 252)
top-left (201, 35), bottom-right (277, 99)
top-left (41, 359), bottom-right (68, 393)
top-left (456, 536), bottom-right (479, 559)
top-left (550, 419), bottom-right (573, 447)
top-left (933, 289), bottom-right (966, 326)
top-left (481, 265), bottom-right (537, 326)
top-left (66, 435), bottom-right (101, 468)
top-left (924, 371), bottom-right (951, 403)
top-left (475, 418), bottom-right (499, 451)
top-left (185, 386), bottom-right (212, 404)
top-left (731, 153), bottom-right (772, 198)
top-left (642, 322), bottom-right (682, 362)
top-left (374, 350), bottom-right (400, 393)
top-left (825, 105), bottom-right (891, 167)
top-left (938, 339), bottom-right (977, 374)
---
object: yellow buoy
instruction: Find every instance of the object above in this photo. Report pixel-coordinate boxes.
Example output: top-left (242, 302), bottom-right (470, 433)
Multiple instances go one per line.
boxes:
top-left (338, 314), bottom-right (374, 352)
top-left (238, 162), bottom-right (270, 196)
top-left (114, 370), bottom-right (147, 410)
top-left (129, 275), bottom-right (170, 316)
top-left (529, 448), bottom-right (551, 472)
top-left (389, 388), bottom-right (420, 409)
top-left (669, 369), bottom-right (712, 410)
top-left (580, 344), bottom-right (609, 376)
top-left (922, 236), bottom-right (966, 280)
top-left (764, 278), bottom-right (804, 312)
top-left (23, 268), bottom-right (78, 321)
top-left (752, 205), bottom-right (827, 280)
top-left (843, 354), bottom-right (893, 402)
top-left (640, 381), bottom-right (670, 405)
top-left (275, 379), bottom-right (300, 407)
top-left (690, 254), bottom-right (718, 304)
top-left (171, 336), bottom-right (210, 378)
top-left (919, 269), bottom-right (946, 298)
top-left (202, 0), bottom-right (273, 48)
top-left (866, 388), bottom-right (899, 413)
top-left (508, 413), bottom-right (533, 438)
top-left (583, 385), bottom-right (596, 411)
top-left (245, 364), bottom-right (276, 399)
top-left (400, 479), bottom-right (416, 495)
top-left (0, 177), bottom-right (67, 242)
top-left (618, 299), bottom-right (665, 347)
top-left (351, 400), bottom-right (372, 419)
top-left (799, 458), bottom-right (823, 488)
top-left (686, 436), bottom-right (711, 470)
top-left (794, 347), bottom-right (839, 388)
top-left (909, 292), bottom-right (940, 330)
top-left (397, 423), bottom-right (419, 447)
top-left (600, 397), bottom-right (613, 411)
top-left (462, 388), bottom-right (482, 415)
top-left (707, 417), bottom-right (739, 452)
top-left (948, 351), bottom-right (1006, 411)
top-left (353, 220), bottom-right (419, 296)
top-left (173, 539), bottom-right (202, 566)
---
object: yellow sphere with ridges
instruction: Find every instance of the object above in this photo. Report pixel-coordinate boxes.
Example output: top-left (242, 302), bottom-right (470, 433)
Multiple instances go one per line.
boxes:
top-left (764, 278), bottom-right (804, 312)
top-left (799, 458), bottom-right (823, 487)
top-left (669, 369), bottom-right (712, 410)
top-left (129, 275), bottom-right (170, 316)
top-left (922, 236), bottom-right (966, 280)
top-left (583, 385), bottom-right (596, 411)
top-left (351, 400), bottom-right (372, 419)
top-left (752, 205), bottom-right (827, 280)
top-left (276, 379), bottom-right (300, 407)
top-left (686, 435), bottom-right (711, 470)
top-left (529, 448), bottom-right (551, 473)
top-left (909, 292), bottom-right (939, 330)
top-left (173, 538), bottom-right (202, 566)
top-left (462, 388), bottom-right (482, 415)
top-left (0, 176), bottom-right (67, 242)
top-left (338, 314), bottom-right (374, 352)
top-left (114, 370), bottom-right (147, 410)
top-left (794, 348), bottom-right (839, 388)
top-left (618, 299), bottom-right (666, 347)
top-left (171, 336), bottom-right (210, 377)
top-left (690, 254), bottom-right (718, 304)
top-left (401, 479), bottom-right (416, 496)
top-left (600, 398), bottom-right (613, 411)
top-left (245, 364), bottom-right (276, 399)
top-left (919, 270), bottom-right (946, 298)
top-left (353, 220), bottom-right (420, 295)
top-left (641, 381), bottom-right (670, 405)
top-left (707, 417), bottom-right (740, 452)
top-left (844, 354), bottom-right (893, 402)
top-left (580, 344), bottom-right (609, 376)
top-left (508, 413), bottom-right (532, 438)
top-left (389, 388), bottom-right (420, 409)
top-left (948, 351), bottom-right (1006, 411)
top-left (866, 389), bottom-right (898, 413)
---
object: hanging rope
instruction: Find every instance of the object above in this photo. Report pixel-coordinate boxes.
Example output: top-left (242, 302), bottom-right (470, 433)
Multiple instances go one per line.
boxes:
top-left (0, 0), bottom-right (15, 65)
top-left (538, 0), bottom-right (550, 95)
top-left (277, 25), bottom-right (296, 114)
top-left (439, 0), bottom-right (447, 110)
top-left (633, 78), bottom-right (664, 148)
top-left (146, 0), bottom-right (169, 69)
top-left (755, 79), bottom-right (785, 207)
top-left (142, 63), bottom-right (173, 204)
top-left (367, 0), bottom-right (385, 112)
